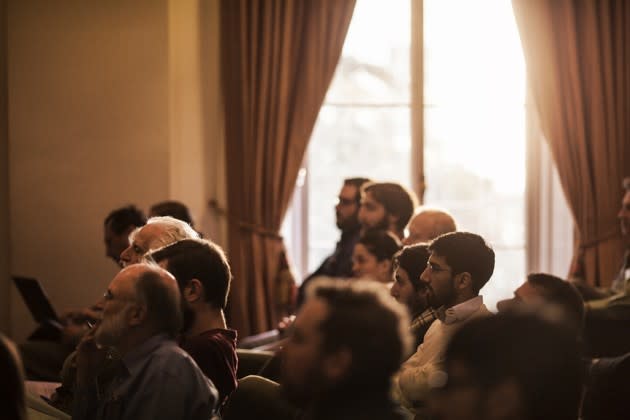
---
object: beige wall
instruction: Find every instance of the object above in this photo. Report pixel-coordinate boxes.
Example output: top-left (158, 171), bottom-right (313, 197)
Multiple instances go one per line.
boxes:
top-left (0, 0), bottom-right (9, 334)
top-left (6, 0), bottom-right (224, 341)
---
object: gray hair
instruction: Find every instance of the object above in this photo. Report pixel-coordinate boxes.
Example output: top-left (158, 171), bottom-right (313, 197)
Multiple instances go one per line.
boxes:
top-left (147, 216), bottom-right (199, 250)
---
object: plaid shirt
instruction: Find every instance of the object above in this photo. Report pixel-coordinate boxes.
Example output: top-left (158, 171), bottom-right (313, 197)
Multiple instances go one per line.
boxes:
top-left (410, 307), bottom-right (439, 336)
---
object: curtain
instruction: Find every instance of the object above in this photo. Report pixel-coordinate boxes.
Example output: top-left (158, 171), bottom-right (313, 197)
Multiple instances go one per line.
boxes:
top-left (220, 0), bottom-right (355, 335)
top-left (512, 0), bottom-right (630, 287)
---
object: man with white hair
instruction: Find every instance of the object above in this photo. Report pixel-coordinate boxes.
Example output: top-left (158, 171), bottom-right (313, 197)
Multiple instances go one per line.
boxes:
top-left (73, 264), bottom-right (218, 419)
top-left (120, 216), bottom-right (199, 266)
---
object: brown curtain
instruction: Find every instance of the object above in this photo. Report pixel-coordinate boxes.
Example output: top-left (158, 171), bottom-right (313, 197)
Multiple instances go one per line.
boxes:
top-left (219, 0), bottom-right (355, 336)
top-left (512, 0), bottom-right (630, 287)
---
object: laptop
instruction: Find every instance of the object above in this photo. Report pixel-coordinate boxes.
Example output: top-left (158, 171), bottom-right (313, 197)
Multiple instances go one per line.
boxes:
top-left (12, 276), bottom-right (63, 339)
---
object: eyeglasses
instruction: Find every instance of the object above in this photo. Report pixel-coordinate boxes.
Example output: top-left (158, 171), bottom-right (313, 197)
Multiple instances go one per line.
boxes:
top-left (337, 197), bottom-right (356, 206)
top-left (426, 261), bottom-right (452, 274)
top-left (103, 290), bottom-right (136, 303)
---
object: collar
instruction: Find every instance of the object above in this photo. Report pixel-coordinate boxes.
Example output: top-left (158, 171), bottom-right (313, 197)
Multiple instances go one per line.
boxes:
top-left (440, 296), bottom-right (483, 325)
top-left (122, 333), bottom-right (173, 377)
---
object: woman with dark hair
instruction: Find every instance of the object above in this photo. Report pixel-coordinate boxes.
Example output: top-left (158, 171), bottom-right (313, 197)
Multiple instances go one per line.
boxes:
top-left (391, 243), bottom-right (436, 346)
top-left (351, 229), bottom-right (402, 285)
top-left (0, 334), bottom-right (26, 420)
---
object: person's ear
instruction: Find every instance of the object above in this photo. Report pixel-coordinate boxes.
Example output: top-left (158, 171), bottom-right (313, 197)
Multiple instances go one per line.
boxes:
top-left (127, 302), bottom-right (147, 327)
top-left (183, 279), bottom-right (203, 303)
top-left (378, 259), bottom-right (393, 280)
top-left (454, 271), bottom-right (473, 292)
top-left (387, 213), bottom-right (399, 231)
top-left (323, 347), bottom-right (352, 382)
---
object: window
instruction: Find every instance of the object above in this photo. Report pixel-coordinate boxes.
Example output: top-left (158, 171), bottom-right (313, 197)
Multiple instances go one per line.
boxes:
top-left (282, 0), bottom-right (571, 311)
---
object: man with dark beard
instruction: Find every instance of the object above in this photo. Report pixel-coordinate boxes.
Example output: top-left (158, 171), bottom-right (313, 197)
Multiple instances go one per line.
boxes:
top-left (73, 264), bottom-right (218, 420)
top-left (281, 279), bottom-right (412, 419)
top-left (359, 182), bottom-right (417, 241)
top-left (296, 177), bottom-right (371, 307)
top-left (150, 239), bottom-right (238, 407)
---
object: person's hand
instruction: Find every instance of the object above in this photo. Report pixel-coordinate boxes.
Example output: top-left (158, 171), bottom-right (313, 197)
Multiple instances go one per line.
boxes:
top-left (75, 325), bottom-right (107, 386)
top-left (277, 315), bottom-right (296, 334)
top-left (61, 320), bottom-right (91, 347)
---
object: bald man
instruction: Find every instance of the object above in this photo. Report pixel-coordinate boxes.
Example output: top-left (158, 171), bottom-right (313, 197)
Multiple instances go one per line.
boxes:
top-left (403, 208), bottom-right (456, 246)
top-left (73, 264), bottom-right (218, 420)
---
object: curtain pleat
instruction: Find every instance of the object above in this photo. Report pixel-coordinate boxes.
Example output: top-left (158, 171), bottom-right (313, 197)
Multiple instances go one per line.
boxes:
top-left (513, 0), bottom-right (630, 286)
top-left (220, 0), bottom-right (355, 335)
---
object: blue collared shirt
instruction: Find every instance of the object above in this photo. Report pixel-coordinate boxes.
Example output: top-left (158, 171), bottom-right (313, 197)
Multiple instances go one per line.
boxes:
top-left (73, 334), bottom-right (218, 420)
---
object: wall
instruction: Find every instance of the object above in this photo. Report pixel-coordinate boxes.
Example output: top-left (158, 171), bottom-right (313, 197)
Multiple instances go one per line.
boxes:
top-left (6, 0), bottom-right (224, 341)
top-left (0, 0), bottom-right (9, 334)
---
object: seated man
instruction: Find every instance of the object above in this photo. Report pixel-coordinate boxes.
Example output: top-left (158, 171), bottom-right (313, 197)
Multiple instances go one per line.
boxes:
top-left (73, 264), bottom-right (218, 420)
top-left (572, 177), bottom-right (630, 303)
top-left (429, 310), bottom-right (582, 420)
top-left (497, 272), bottom-right (584, 336)
top-left (297, 177), bottom-right (371, 307)
top-left (391, 232), bottom-right (494, 416)
top-left (359, 182), bottom-right (417, 241)
top-left (282, 279), bottom-right (412, 419)
top-left (403, 207), bottom-right (456, 246)
top-left (120, 215), bottom-right (200, 266)
top-left (150, 239), bottom-right (238, 407)
top-left (391, 244), bottom-right (436, 347)
top-left (104, 205), bottom-right (147, 266)
top-left (224, 278), bottom-right (413, 420)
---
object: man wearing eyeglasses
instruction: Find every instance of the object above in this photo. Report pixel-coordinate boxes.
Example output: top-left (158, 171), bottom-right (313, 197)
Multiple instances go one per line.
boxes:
top-left (73, 264), bottom-right (219, 420)
top-left (391, 232), bottom-right (494, 417)
top-left (296, 177), bottom-right (371, 308)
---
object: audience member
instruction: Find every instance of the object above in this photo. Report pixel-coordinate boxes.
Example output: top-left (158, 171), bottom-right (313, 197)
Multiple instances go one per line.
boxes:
top-left (1, 334), bottom-right (26, 420)
top-left (104, 205), bottom-right (147, 266)
top-left (391, 231), bottom-right (494, 416)
top-left (73, 264), bottom-right (219, 420)
top-left (282, 278), bottom-right (413, 419)
top-left (572, 177), bottom-right (630, 302)
top-left (497, 272), bottom-right (584, 336)
top-left (297, 177), bottom-right (371, 307)
top-left (150, 238), bottom-right (238, 406)
top-left (359, 182), bottom-right (417, 240)
top-left (351, 229), bottom-right (401, 284)
top-left (120, 215), bottom-right (199, 266)
top-left (581, 351), bottom-right (630, 420)
top-left (149, 200), bottom-right (195, 227)
top-left (403, 207), bottom-right (456, 246)
top-left (391, 244), bottom-right (436, 347)
top-left (429, 310), bottom-right (582, 420)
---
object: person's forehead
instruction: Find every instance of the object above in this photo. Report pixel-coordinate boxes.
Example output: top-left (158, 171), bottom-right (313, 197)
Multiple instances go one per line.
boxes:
top-left (340, 184), bottom-right (358, 199)
top-left (515, 281), bottom-right (543, 301)
top-left (428, 252), bottom-right (447, 265)
top-left (134, 224), bottom-right (164, 245)
top-left (295, 297), bottom-right (329, 333)
top-left (110, 266), bottom-right (139, 294)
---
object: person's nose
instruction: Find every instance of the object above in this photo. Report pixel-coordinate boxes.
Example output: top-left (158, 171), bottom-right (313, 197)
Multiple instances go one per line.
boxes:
top-left (119, 246), bottom-right (132, 267)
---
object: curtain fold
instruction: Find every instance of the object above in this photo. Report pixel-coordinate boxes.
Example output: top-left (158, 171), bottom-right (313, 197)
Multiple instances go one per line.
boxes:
top-left (512, 0), bottom-right (630, 287)
top-left (220, 0), bottom-right (355, 335)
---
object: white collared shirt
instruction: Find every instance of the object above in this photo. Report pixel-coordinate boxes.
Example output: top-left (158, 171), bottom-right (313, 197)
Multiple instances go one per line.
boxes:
top-left (391, 295), bottom-right (491, 414)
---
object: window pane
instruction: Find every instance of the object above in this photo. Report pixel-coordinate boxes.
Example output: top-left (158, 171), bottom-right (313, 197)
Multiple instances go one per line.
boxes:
top-left (424, 0), bottom-right (525, 106)
top-left (325, 0), bottom-right (411, 104)
top-left (307, 106), bottom-right (411, 273)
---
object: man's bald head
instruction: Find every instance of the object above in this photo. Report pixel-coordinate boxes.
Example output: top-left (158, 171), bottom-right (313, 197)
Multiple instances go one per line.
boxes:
top-left (96, 264), bottom-right (183, 350)
top-left (404, 208), bottom-right (456, 246)
top-left (120, 216), bottom-right (199, 266)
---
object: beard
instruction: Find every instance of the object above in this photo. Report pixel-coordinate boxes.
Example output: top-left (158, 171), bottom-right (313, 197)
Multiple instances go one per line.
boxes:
top-left (95, 304), bottom-right (130, 349)
top-left (281, 357), bottom-right (327, 408)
